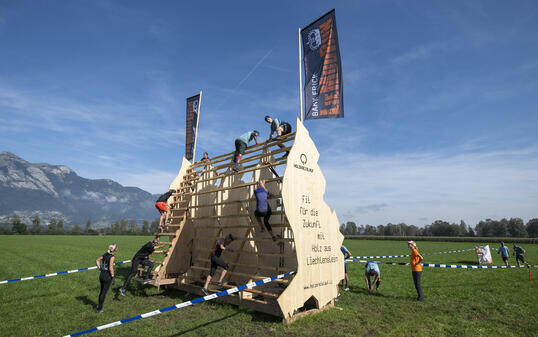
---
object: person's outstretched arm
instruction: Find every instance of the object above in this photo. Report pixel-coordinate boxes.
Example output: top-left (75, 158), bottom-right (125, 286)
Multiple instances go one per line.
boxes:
top-left (96, 256), bottom-right (103, 269)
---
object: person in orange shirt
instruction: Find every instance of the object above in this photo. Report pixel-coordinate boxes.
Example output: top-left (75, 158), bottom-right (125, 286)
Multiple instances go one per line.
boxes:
top-left (408, 240), bottom-right (424, 301)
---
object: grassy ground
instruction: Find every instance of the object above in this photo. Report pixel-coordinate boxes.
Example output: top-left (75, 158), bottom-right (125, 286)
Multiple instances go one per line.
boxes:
top-left (0, 236), bottom-right (536, 337)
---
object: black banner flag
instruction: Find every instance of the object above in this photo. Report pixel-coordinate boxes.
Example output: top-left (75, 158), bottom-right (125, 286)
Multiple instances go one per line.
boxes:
top-left (185, 94), bottom-right (200, 161)
top-left (301, 9), bottom-right (344, 120)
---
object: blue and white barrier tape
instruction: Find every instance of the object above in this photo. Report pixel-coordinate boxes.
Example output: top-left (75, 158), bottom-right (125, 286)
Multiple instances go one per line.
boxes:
top-left (0, 260), bottom-right (132, 285)
top-left (64, 270), bottom-right (295, 337)
top-left (350, 248), bottom-right (475, 260)
top-left (347, 260), bottom-right (537, 268)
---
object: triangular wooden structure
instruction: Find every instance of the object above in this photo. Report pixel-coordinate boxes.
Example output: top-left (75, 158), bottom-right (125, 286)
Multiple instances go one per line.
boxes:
top-left (149, 119), bottom-right (344, 322)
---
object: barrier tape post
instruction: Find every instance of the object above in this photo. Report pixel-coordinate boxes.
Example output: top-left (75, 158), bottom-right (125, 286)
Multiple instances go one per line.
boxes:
top-left (64, 271), bottom-right (295, 337)
top-left (0, 260), bottom-right (132, 285)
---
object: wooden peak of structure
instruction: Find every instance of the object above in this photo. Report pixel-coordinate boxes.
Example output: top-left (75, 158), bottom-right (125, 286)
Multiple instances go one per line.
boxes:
top-left (153, 118), bottom-right (343, 322)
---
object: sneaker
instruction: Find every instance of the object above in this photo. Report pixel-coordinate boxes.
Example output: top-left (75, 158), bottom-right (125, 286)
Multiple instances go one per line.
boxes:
top-left (201, 288), bottom-right (209, 296)
top-left (96, 308), bottom-right (103, 313)
top-left (143, 278), bottom-right (152, 284)
top-left (217, 281), bottom-right (228, 286)
top-left (119, 288), bottom-right (126, 297)
top-left (260, 227), bottom-right (265, 233)
top-left (283, 151), bottom-right (290, 158)
top-left (272, 234), bottom-right (281, 241)
top-left (344, 287), bottom-right (350, 291)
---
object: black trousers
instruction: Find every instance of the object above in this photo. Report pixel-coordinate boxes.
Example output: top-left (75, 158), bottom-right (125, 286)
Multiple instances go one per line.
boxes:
top-left (98, 271), bottom-right (112, 310)
top-left (255, 206), bottom-right (272, 232)
top-left (122, 256), bottom-right (153, 289)
top-left (412, 271), bottom-right (423, 300)
top-left (210, 253), bottom-right (228, 277)
top-left (234, 139), bottom-right (247, 162)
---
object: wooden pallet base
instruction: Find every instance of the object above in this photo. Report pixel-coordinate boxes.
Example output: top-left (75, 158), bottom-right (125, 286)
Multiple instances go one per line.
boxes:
top-left (174, 283), bottom-right (283, 317)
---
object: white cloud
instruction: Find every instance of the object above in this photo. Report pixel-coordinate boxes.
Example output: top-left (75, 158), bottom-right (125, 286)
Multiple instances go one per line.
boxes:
top-left (113, 169), bottom-right (178, 194)
top-left (320, 145), bottom-right (538, 227)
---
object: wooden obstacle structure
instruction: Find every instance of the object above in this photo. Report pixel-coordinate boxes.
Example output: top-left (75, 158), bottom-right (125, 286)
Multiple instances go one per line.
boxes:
top-left (149, 119), bottom-right (344, 322)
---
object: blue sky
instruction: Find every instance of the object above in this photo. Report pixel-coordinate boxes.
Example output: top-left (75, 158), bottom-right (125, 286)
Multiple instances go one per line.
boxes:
top-left (1, 1), bottom-right (537, 227)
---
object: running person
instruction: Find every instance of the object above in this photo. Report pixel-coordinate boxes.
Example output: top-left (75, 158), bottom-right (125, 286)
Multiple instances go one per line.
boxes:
top-left (120, 240), bottom-right (166, 296)
top-left (254, 180), bottom-right (279, 241)
top-left (497, 241), bottom-right (510, 266)
top-left (408, 240), bottom-right (424, 301)
top-left (233, 130), bottom-right (259, 172)
top-left (513, 243), bottom-right (526, 266)
top-left (202, 234), bottom-right (235, 295)
top-left (364, 261), bottom-right (381, 291)
top-left (95, 243), bottom-right (117, 312)
top-left (340, 245), bottom-right (352, 291)
top-left (155, 189), bottom-right (176, 232)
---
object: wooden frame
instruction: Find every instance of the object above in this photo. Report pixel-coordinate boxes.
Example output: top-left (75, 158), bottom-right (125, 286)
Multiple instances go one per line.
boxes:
top-left (150, 119), bottom-right (343, 322)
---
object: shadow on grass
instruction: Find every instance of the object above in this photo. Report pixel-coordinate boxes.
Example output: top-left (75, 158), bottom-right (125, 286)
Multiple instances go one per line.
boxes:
top-left (75, 295), bottom-right (97, 309)
top-left (167, 312), bottom-right (240, 336)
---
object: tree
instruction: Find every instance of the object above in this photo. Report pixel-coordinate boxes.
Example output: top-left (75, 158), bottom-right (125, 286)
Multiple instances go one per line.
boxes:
top-left (110, 221), bottom-right (121, 235)
top-left (344, 221), bottom-right (357, 235)
top-left (2, 220), bottom-right (9, 232)
top-left (129, 220), bottom-right (138, 233)
top-left (142, 220), bottom-right (149, 234)
top-left (339, 223), bottom-right (345, 234)
top-left (150, 218), bottom-right (159, 234)
top-left (364, 225), bottom-right (377, 235)
top-left (72, 224), bottom-right (82, 234)
top-left (468, 226), bottom-right (475, 237)
top-left (48, 218), bottom-right (57, 232)
top-left (476, 219), bottom-right (495, 237)
top-left (11, 216), bottom-right (27, 234)
top-left (526, 218), bottom-right (538, 238)
top-left (85, 220), bottom-right (91, 233)
top-left (57, 219), bottom-right (64, 232)
top-left (405, 225), bottom-right (419, 236)
top-left (120, 218), bottom-right (128, 233)
top-left (30, 215), bottom-right (41, 234)
top-left (507, 218), bottom-right (527, 237)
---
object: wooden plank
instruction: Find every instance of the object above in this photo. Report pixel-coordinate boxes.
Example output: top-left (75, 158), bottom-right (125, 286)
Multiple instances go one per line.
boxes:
top-left (183, 177), bottom-right (282, 197)
top-left (190, 210), bottom-right (284, 221)
top-left (194, 258), bottom-right (294, 273)
top-left (192, 248), bottom-right (291, 258)
top-left (187, 195), bottom-right (282, 209)
top-left (188, 132), bottom-right (296, 169)
top-left (182, 157), bottom-right (288, 186)
top-left (193, 223), bottom-right (290, 229)
top-left (188, 266), bottom-right (290, 284)
top-left (182, 147), bottom-right (290, 182)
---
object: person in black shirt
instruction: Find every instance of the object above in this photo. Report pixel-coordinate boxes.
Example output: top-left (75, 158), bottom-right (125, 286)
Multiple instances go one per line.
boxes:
top-left (201, 234), bottom-right (235, 295)
top-left (120, 240), bottom-right (166, 296)
top-left (155, 189), bottom-right (176, 232)
top-left (95, 243), bottom-right (117, 312)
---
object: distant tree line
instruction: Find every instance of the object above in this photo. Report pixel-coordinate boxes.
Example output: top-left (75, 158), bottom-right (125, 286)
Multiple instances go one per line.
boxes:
top-left (340, 218), bottom-right (538, 238)
top-left (0, 215), bottom-right (161, 236)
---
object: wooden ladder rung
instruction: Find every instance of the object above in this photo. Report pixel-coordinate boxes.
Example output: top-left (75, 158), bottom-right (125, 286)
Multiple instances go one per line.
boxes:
top-left (188, 266), bottom-right (290, 284)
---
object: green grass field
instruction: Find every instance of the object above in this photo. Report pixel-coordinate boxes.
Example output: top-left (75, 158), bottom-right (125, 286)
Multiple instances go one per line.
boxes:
top-left (0, 236), bottom-right (536, 337)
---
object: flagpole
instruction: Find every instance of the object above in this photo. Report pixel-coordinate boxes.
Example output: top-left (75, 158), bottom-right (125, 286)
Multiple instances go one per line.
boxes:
top-left (298, 27), bottom-right (304, 122)
top-left (192, 90), bottom-right (202, 163)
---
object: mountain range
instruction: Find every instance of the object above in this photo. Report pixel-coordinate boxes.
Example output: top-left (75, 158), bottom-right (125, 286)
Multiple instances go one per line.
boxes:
top-left (0, 152), bottom-right (159, 228)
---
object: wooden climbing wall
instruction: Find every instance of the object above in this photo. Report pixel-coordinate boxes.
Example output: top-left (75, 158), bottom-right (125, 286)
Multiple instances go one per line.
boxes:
top-left (152, 119), bottom-right (343, 321)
